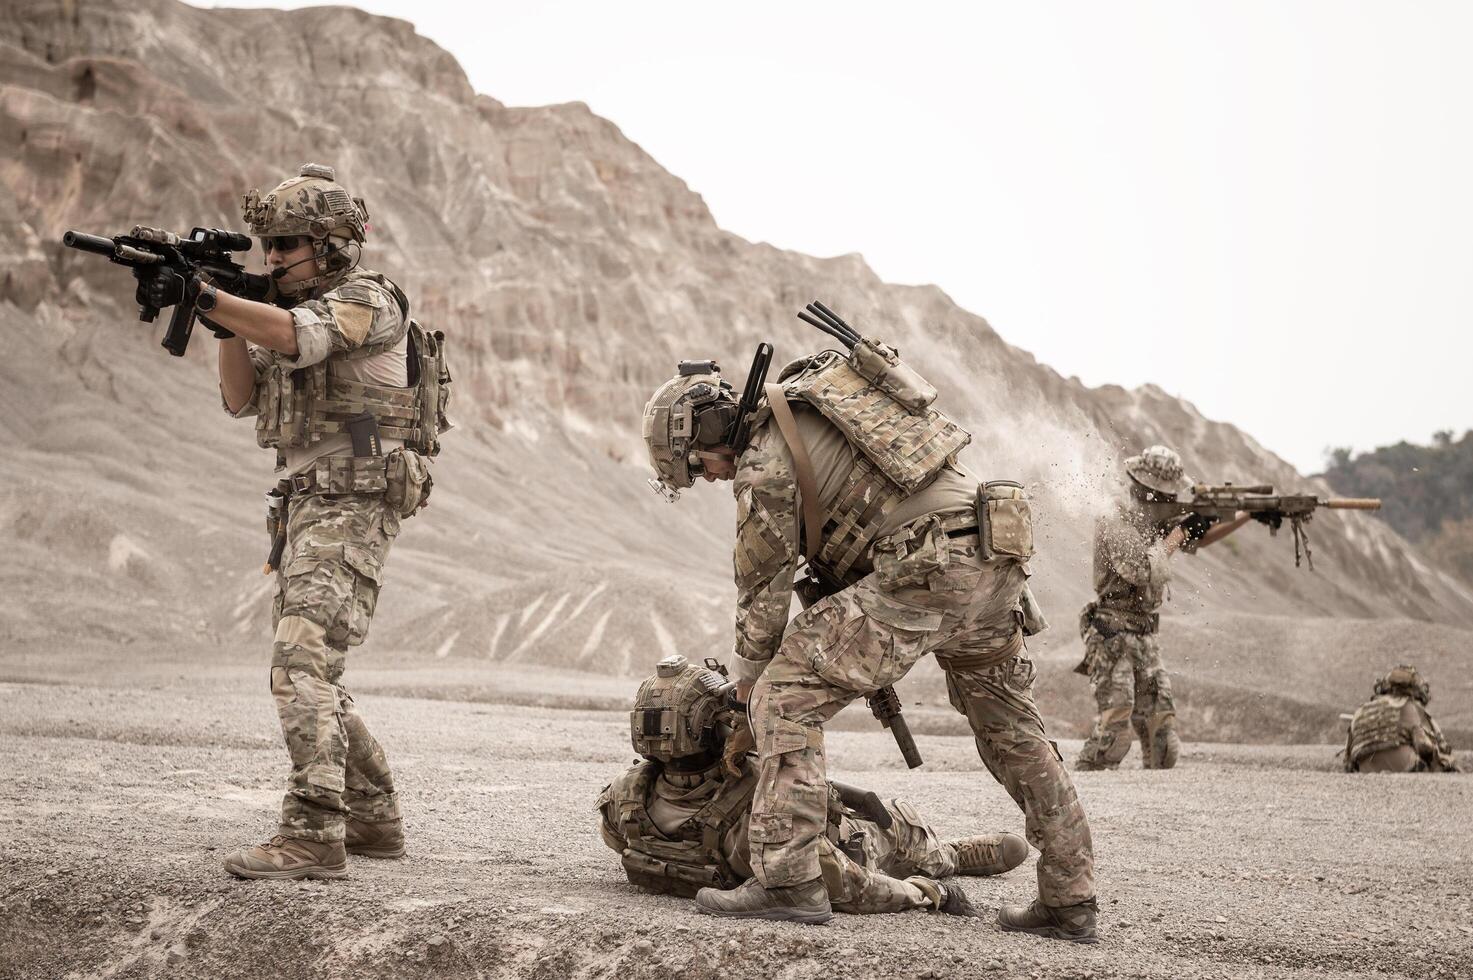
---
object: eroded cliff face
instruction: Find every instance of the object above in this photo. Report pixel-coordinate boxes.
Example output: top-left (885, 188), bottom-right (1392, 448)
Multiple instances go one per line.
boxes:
top-left (1, 0), bottom-right (1468, 736)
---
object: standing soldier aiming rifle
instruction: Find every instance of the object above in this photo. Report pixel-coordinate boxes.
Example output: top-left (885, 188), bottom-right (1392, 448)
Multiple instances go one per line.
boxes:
top-left (1075, 446), bottom-right (1251, 771)
top-left (641, 303), bottom-right (1098, 941)
top-left (205, 163), bottom-right (450, 879)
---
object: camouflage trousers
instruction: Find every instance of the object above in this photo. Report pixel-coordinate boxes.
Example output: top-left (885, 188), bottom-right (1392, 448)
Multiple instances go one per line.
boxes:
top-left (748, 534), bottom-right (1095, 907)
top-left (269, 492), bottom-right (402, 843)
top-left (1076, 628), bottom-right (1178, 770)
top-left (822, 797), bottom-right (959, 914)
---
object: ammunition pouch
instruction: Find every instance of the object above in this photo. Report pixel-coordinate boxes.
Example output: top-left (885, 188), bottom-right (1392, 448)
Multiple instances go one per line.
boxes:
top-left (384, 447), bottom-right (432, 518)
top-left (975, 481), bottom-right (1035, 561)
top-left (619, 846), bottom-right (732, 899)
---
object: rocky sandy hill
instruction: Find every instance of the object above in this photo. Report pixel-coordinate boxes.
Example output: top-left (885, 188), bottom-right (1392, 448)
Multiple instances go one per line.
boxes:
top-left (2, 0), bottom-right (1470, 740)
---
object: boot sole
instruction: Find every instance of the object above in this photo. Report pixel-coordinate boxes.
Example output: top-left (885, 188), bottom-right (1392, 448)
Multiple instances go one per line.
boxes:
top-left (346, 844), bottom-right (406, 859)
top-left (693, 903), bottom-right (833, 924)
top-left (224, 863), bottom-right (349, 881)
top-left (999, 922), bottom-right (1099, 945)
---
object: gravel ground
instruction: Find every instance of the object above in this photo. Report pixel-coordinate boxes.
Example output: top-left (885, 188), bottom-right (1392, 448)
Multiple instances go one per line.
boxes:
top-left (1, 669), bottom-right (1470, 980)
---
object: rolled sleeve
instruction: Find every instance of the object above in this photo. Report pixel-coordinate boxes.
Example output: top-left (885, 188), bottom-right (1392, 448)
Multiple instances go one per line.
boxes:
top-left (277, 304), bottom-right (333, 369)
top-left (220, 345), bottom-right (274, 419)
top-left (728, 649), bottom-right (771, 685)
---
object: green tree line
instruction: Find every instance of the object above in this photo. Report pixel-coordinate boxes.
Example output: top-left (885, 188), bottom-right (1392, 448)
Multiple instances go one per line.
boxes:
top-left (1321, 430), bottom-right (1473, 584)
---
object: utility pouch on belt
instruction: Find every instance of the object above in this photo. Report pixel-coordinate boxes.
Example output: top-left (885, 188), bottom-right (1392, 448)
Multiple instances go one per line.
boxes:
top-left (975, 481), bottom-right (1035, 561)
top-left (384, 447), bottom-right (433, 518)
top-left (873, 516), bottom-right (949, 591)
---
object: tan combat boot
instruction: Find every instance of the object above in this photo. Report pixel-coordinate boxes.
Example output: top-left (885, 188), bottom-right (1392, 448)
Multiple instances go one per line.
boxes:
top-left (345, 817), bottom-right (405, 859)
top-left (693, 878), bottom-right (833, 924)
top-left (947, 832), bottom-right (1029, 876)
top-left (222, 835), bottom-right (348, 880)
top-left (998, 897), bottom-right (1099, 944)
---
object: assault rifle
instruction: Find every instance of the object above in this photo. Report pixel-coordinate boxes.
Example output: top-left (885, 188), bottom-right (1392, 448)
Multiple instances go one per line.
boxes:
top-left (1141, 483), bottom-right (1382, 569)
top-left (797, 561), bottom-right (924, 769)
top-left (62, 225), bottom-right (274, 357)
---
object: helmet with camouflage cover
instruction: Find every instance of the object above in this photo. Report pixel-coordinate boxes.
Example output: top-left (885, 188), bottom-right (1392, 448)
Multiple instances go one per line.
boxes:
top-left (630, 655), bottom-right (734, 770)
top-left (240, 163), bottom-right (369, 294)
top-left (1374, 663), bottom-right (1430, 704)
top-left (641, 361), bottom-right (739, 500)
top-left (1125, 444), bottom-right (1190, 497)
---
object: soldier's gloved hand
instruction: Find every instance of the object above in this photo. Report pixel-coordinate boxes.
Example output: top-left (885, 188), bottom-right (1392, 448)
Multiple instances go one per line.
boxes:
top-left (140, 270), bottom-right (185, 309)
top-left (1179, 512), bottom-right (1218, 541)
top-left (722, 717), bottom-right (756, 778)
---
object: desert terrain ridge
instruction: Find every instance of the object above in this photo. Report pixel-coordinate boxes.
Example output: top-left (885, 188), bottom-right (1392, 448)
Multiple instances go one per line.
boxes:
top-left (3, 0), bottom-right (1473, 976)
top-left (1, 659), bottom-right (1470, 980)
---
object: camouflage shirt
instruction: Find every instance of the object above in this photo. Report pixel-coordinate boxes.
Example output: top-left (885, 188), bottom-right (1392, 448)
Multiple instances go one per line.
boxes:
top-left (223, 267), bottom-right (409, 475)
top-left (1091, 503), bottom-right (1177, 622)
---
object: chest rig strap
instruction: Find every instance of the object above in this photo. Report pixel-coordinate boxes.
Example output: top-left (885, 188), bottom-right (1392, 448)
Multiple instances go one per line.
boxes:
top-left (763, 383), bottom-right (823, 560)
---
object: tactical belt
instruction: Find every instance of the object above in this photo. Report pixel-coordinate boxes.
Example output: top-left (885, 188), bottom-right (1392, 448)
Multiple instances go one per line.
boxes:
top-left (285, 454), bottom-right (389, 496)
top-left (1091, 607), bottom-right (1160, 636)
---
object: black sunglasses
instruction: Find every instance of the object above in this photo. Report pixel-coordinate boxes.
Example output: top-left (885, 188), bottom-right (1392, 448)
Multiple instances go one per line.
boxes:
top-left (261, 235), bottom-right (309, 253)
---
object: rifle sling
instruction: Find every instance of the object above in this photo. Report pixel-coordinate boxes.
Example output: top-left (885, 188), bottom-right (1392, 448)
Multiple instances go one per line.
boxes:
top-left (764, 383), bottom-right (823, 560)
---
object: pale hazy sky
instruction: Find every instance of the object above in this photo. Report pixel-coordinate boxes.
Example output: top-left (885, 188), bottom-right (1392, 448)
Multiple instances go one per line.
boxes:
top-left (214, 0), bottom-right (1472, 474)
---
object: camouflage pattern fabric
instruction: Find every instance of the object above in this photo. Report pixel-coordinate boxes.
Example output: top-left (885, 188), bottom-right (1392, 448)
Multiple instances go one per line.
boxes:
top-left (1075, 628), bottom-right (1177, 769)
top-left (1090, 506), bottom-right (1173, 627)
top-left (1344, 694), bottom-right (1460, 773)
top-left (270, 490), bottom-right (402, 842)
top-left (747, 535), bottom-right (1095, 908)
top-left (597, 762), bottom-right (957, 914)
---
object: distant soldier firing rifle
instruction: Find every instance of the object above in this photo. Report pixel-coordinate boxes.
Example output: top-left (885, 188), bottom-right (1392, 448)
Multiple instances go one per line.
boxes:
top-left (1077, 446), bottom-right (1382, 772)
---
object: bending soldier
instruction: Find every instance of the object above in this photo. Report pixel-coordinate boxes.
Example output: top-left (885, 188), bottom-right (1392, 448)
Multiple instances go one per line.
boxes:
top-left (1344, 665), bottom-right (1460, 773)
top-left (641, 326), bottom-right (1099, 942)
top-left (1074, 446), bottom-right (1249, 771)
top-left (598, 656), bottom-right (1028, 917)
top-left (213, 164), bottom-right (448, 879)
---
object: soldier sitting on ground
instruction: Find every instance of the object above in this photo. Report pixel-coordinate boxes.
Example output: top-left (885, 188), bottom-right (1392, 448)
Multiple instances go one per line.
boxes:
top-left (597, 655), bottom-right (1028, 917)
top-left (1343, 665), bottom-right (1460, 773)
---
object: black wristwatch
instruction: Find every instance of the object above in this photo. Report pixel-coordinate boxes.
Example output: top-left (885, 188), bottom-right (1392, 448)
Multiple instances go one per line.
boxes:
top-left (195, 281), bottom-right (219, 313)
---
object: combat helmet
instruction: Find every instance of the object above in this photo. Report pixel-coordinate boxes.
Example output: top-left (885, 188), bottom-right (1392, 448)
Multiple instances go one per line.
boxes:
top-left (1374, 664), bottom-right (1430, 704)
top-left (630, 655), bottom-right (735, 771)
top-left (641, 361), bottom-right (739, 501)
top-left (240, 163), bottom-right (369, 294)
top-left (1124, 444), bottom-right (1190, 498)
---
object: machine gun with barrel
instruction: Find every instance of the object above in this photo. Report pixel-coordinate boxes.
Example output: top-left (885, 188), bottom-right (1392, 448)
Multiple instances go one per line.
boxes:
top-left (1141, 483), bottom-right (1382, 569)
top-left (62, 225), bottom-right (275, 357)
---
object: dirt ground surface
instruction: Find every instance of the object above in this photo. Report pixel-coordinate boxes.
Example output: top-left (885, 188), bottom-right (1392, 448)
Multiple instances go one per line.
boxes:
top-left (2, 652), bottom-right (1471, 980)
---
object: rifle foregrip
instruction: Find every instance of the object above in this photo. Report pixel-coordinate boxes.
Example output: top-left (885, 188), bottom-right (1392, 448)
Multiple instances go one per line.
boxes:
top-left (1324, 498), bottom-right (1382, 510)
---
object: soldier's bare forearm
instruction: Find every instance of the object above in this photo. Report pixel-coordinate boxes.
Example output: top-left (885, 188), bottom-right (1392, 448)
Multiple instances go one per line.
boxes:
top-left (219, 337), bottom-right (256, 414)
top-left (209, 291), bottom-right (298, 355)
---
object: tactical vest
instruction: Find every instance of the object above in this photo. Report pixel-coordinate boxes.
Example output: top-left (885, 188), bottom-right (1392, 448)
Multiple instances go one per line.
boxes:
top-left (1346, 695), bottom-right (1413, 769)
top-left (606, 761), bottom-right (758, 898)
top-left (254, 270), bottom-right (452, 468)
top-left (772, 341), bottom-right (971, 580)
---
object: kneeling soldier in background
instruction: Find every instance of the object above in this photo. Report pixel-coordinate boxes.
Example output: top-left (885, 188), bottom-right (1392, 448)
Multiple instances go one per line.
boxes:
top-left (1344, 665), bottom-right (1460, 773)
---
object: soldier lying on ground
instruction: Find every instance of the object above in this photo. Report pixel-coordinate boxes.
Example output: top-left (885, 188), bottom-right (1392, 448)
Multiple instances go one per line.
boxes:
top-left (1344, 665), bottom-right (1461, 773)
top-left (597, 656), bottom-right (1028, 917)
